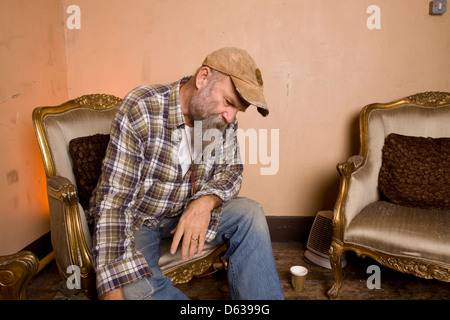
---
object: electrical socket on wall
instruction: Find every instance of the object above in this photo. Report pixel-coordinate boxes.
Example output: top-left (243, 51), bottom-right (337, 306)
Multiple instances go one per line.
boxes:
top-left (430, 0), bottom-right (447, 15)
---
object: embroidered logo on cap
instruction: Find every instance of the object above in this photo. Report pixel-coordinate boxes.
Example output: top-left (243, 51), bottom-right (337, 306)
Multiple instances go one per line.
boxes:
top-left (255, 68), bottom-right (264, 86)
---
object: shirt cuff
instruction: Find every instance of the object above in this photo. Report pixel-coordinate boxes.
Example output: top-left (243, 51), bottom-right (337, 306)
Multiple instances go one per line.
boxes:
top-left (95, 253), bottom-right (152, 298)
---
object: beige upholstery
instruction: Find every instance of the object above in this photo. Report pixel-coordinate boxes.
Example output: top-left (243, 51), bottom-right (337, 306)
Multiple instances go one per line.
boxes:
top-left (345, 201), bottom-right (450, 264)
top-left (328, 92), bottom-right (450, 299)
top-left (32, 94), bottom-right (226, 299)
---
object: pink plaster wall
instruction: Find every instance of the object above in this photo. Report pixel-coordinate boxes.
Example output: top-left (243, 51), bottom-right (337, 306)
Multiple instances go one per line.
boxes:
top-left (1, 0), bottom-right (449, 253)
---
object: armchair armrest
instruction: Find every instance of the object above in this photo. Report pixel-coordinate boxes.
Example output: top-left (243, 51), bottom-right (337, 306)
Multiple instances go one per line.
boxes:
top-left (47, 175), bottom-right (78, 205)
top-left (0, 251), bottom-right (39, 300)
top-left (46, 176), bottom-right (96, 297)
top-left (335, 155), bottom-right (364, 181)
top-left (333, 155), bottom-right (379, 241)
top-left (346, 155), bottom-right (363, 169)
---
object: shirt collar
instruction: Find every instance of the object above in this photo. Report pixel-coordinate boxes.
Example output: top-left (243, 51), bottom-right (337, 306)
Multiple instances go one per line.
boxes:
top-left (166, 76), bottom-right (192, 128)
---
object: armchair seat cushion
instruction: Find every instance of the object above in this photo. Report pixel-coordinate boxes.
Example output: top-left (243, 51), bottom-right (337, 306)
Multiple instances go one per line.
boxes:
top-left (159, 240), bottom-right (222, 273)
top-left (344, 201), bottom-right (450, 265)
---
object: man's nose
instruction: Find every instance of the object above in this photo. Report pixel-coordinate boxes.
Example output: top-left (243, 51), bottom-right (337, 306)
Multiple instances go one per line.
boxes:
top-left (223, 108), bottom-right (238, 124)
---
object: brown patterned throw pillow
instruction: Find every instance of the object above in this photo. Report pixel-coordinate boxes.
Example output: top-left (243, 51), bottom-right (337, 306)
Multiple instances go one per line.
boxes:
top-left (378, 133), bottom-right (450, 210)
top-left (68, 134), bottom-right (110, 210)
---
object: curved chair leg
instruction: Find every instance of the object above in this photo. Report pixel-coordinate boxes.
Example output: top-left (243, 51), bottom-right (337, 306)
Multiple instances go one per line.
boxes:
top-left (327, 240), bottom-right (345, 299)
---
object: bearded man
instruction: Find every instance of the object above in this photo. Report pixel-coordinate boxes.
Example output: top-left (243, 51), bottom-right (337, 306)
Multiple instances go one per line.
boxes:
top-left (88, 47), bottom-right (284, 300)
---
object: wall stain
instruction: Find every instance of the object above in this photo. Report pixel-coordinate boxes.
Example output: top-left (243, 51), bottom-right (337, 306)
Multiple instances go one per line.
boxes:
top-left (7, 170), bottom-right (19, 185)
top-left (0, 91), bottom-right (21, 104)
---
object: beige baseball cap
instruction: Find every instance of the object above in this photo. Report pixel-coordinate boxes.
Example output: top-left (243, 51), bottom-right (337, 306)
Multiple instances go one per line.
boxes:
top-left (202, 47), bottom-right (269, 117)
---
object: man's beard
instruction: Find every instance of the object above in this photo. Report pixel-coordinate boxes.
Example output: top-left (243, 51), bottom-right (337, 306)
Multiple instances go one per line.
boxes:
top-left (188, 85), bottom-right (229, 151)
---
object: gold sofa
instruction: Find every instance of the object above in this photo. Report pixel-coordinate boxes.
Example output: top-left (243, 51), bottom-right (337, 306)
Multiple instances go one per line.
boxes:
top-left (328, 92), bottom-right (450, 299)
top-left (32, 94), bottom-right (226, 299)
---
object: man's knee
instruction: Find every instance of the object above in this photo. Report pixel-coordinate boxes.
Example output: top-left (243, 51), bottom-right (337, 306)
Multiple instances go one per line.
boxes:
top-left (224, 197), bottom-right (268, 230)
top-left (241, 198), bottom-right (265, 219)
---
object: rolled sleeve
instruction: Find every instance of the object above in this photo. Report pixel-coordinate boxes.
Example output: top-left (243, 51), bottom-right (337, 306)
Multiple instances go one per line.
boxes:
top-left (95, 253), bottom-right (151, 297)
top-left (90, 98), bottom-right (151, 297)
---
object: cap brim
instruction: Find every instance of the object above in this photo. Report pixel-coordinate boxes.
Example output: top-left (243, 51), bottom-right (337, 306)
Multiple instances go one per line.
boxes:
top-left (231, 76), bottom-right (269, 117)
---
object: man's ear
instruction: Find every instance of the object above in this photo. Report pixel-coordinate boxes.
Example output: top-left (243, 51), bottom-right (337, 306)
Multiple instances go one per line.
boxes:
top-left (195, 66), bottom-right (211, 90)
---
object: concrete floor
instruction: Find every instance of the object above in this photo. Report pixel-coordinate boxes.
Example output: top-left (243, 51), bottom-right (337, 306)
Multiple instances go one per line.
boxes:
top-left (27, 242), bottom-right (450, 301)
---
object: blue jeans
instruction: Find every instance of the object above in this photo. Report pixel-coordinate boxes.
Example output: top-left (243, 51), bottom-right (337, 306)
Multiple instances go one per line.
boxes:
top-left (123, 197), bottom-right (284, 300)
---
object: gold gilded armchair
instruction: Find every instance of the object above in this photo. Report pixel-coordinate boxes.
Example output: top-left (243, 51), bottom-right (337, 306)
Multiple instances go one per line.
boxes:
top-left (32, 94), bottom-right (226, 299)
top-left (328, 92), bottom-right (450, 299)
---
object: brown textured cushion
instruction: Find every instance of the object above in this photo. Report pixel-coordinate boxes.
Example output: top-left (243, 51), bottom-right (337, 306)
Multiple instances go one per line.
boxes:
top-left (378, 133), bottom-right (450, 210)
top-left (69, 134), bottom-right (110, 210)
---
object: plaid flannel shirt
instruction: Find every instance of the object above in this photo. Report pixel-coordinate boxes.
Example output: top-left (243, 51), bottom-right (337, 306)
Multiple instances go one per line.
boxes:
top-left (89, 76), bottom-right (243, 297)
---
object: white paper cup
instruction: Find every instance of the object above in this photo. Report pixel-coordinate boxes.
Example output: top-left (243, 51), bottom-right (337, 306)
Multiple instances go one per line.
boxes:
top-left (290, 266), bottom-right (308, 292)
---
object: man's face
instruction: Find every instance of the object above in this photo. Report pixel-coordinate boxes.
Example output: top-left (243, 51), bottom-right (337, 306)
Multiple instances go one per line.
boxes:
top-left (188, 71), bottom-right (248, 134)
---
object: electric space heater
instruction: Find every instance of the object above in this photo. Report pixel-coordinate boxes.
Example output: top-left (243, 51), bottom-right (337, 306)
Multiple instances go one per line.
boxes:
top-left (304, 210), bottom-right (346, 269)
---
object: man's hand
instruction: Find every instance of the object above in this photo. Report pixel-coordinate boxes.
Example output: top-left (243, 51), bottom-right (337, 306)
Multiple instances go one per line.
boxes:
top-left (170, 195), bottom-right (222, 260)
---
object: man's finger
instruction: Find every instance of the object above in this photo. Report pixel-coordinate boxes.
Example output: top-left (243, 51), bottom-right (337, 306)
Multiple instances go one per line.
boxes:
top-left (197, 234), bottom-right (206, 256)
top-left (181, 231), bottom-right (193, 260)
top-left (170, 227), bottom-right (182, 254)
top-left (188, 237), bottom-right (198, 260)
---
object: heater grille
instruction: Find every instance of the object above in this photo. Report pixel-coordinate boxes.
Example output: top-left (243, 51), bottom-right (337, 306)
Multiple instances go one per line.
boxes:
top-left (305, 211), bottom-right (346, 269)
top-left (307, 212), bottom-right (333, 257)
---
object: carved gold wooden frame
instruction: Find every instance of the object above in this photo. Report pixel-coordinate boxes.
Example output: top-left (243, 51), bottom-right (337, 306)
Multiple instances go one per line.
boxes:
top-left (0, 251), bottom-right (39, 300)
top-left (165, 244), bottom-right (227, 285)
top-left (32, 94), bottom-right (228, 299)
top-left (32, 94), bottom-right (121, 177)
top-left (327, 91), bottom-right (450, 299)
